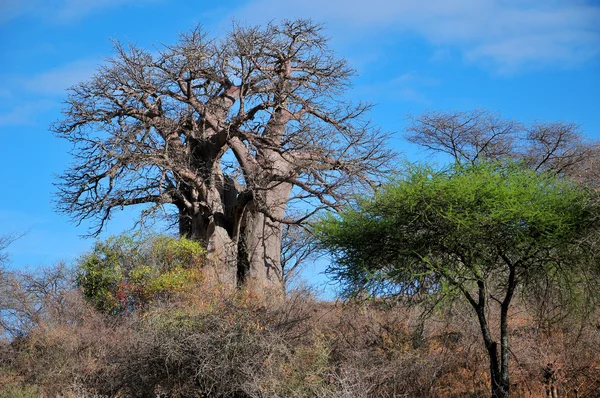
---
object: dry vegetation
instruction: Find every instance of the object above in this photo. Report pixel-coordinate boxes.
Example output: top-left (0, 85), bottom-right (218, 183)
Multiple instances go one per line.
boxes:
top-left (0, 265), bottom-right (598, 398)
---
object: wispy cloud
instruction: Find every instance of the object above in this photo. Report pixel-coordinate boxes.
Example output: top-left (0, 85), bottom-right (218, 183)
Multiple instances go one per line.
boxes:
top-left (0, 100), bottom-right (56, 127)
top-left (353, 71), bottom-right (437, 105)
top-left (0, 0), bottom-right (36, 24)
top-left (23, 59), bottom-right (100, 95)
top-left (0, 0), bottom-right (159, 24)
top-left (391, 73), bottom-right (440, 87)
top-left (231, 0), bottom-right (600, 72)
top-left (0, 58), bottom-right (99, 126)
top-left (54, 0), bottom-right (159, 21)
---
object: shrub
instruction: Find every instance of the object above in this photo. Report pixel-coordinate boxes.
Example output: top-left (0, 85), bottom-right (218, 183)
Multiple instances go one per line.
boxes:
top-left (76, 234), bottom-right (206, 315)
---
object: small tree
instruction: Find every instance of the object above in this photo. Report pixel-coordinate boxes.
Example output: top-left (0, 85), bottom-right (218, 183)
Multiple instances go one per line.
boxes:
top-left (281, 223), bottom-right (318, 289)
top-left (0, 233), bottom-right (24, 267)
top-left (315, 162), bottom-right (600, 398)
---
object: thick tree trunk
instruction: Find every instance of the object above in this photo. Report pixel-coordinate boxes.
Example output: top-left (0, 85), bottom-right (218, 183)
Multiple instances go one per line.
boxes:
top-left (177, 168), bottom-right (240, 290)
top-left (178, 180), bottom-right (289, 295)
top-left (179, 201), bottom-right (238, 290)
top-left (204, 220), bottom-right (239, 289)
top-left (239, 211), bottom-right (284, 293)
top-left (238, 183), bottom-right (291, 296)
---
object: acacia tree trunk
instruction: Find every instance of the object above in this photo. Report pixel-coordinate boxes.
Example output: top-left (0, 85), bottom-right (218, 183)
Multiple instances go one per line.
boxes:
top-left (479, 317), bottom-right (508, 398)
top-left (468, 281), bottom-right (511, 398)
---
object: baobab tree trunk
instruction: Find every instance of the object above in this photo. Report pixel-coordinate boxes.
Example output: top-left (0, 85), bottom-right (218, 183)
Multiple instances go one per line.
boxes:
top-left (178, 201), bottom-right (238, 290)
top-left (239, 211), bottom-right (284, 293)
top-left (177, 177), bottom-right (289, 295)
top-left (176, 169), bottom-right (241, 290)
top-left (239, 182), bottom-right (292, 296)
top-left (204, 221), bottom-right (239, 290)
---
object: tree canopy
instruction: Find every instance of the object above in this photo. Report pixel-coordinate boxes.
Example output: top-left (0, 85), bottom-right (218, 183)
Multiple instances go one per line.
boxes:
top-left (315, 162), bottom-right (600, 398)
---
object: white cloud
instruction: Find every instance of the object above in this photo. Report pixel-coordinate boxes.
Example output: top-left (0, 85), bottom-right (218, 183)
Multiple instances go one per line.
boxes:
top-left (352, 71), bottom-right (435, 105)
top-left (54, 0), bottom-right (155, 21)
top-left (0, 58), bottom-right (99, 127)
top-left (0, 0), bottom-right (159, 24)
top-left (0, 100), bottom-right (55, 127)
top-left (397, 88), bottom-right (430, 105)
top-left (0, 0), bottom-right (38, 24)
top-left (391, 73), bottom-right (440, 87)
top-left (231, 0), bottom-right (600, 72)
top-left (23, 59), bottom-right (100, 95)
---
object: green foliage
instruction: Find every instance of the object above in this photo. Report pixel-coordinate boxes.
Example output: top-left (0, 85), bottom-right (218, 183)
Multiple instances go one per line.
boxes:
top-left (0, 384), bottom-right (39, 398)
top-left (0, 366), bottom-right (40, 398)
top-left (315, 161), bottom-right (600, 299)
top-left (76, 234), bottom-right (206, 314)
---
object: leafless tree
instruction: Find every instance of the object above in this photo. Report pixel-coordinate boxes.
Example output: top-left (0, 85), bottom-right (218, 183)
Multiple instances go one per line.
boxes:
top-left (405, 109), bottom-right (600, 182)
top-left (53, 20), bottom-right (393, 294)
top-left (405, 109), bottom-right (519, 165)
top-left (281, 223), bottom-right (319, 289)
top-left (0, 234), bottom-right (18, 336)
top-left (523, 121), bottom-right (600, 180)
top-left (0, 233), bottom-right (22, 267)
top-left (0, 262), bottom-right (76, 338)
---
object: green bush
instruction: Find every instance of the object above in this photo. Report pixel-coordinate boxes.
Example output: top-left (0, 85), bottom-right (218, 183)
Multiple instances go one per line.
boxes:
top-left (76, 234), bottom-right (206, 315)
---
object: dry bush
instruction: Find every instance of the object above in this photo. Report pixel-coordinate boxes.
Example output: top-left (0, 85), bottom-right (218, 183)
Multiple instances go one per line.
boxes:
top-left (2, 237), bottom-right (598, 397)
top-left (95, 288), bottom-right (346, 398)
top-left (506, 309), bottom-right (600, 397)
top-left (314, 300), bottom-right (490, 397)
top-left (1, 274), bottom-right (598, 398)
top-left (2, 284), bottom-right (340, 397)
top-left (1, 263), bottom-right (71, 337)
top-left (300, 297), bottom-right (600, 398)
top-left (96, 296), bottom-right (281, 397)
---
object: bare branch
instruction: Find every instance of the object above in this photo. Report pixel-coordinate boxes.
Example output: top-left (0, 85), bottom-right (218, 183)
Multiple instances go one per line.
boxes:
top-left (405, 109), bottom-right (599, 185)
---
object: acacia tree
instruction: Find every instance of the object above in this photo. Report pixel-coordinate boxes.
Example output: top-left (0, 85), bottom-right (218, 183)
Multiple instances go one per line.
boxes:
top-left (315, 162), bottom-right (600, 398)
top-left (53, 20), bottom-right (392, 293)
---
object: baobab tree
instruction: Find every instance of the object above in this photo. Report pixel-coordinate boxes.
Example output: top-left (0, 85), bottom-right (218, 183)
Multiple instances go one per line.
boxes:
top-left (53, 20), bottom-right (393, 294)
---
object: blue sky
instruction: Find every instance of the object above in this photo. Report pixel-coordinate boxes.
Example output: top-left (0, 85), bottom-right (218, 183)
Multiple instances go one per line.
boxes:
top-left (1, 0), bottom-right (599, 288)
